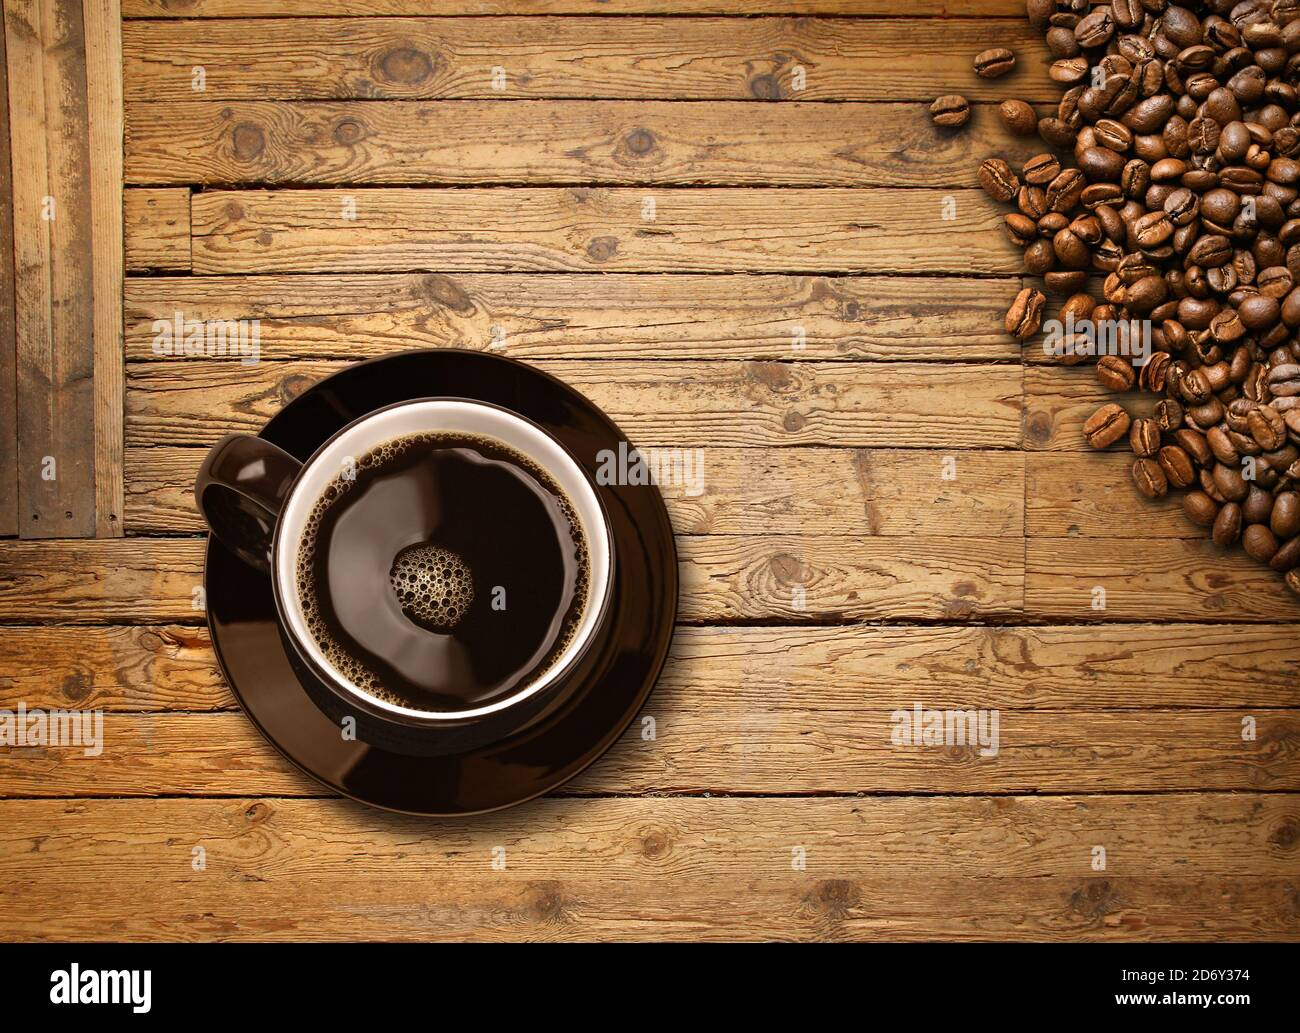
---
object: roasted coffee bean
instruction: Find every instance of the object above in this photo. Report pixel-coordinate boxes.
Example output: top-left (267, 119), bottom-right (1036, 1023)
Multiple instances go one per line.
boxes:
top-left (1132, 457), bottom-right (1168, 497)
top-left (1273, 491), bottom-right (1300, 539)
top-left (1005, 287), bottom-right (1046, 338)
top-left (999, 99), bottom-right (1038, 135)
top-left (1129, 417), bottom-right (1162, 457)
top-left (1213, 461), bottom-right (1250, 502)
top-left (1023, 153), bottom-right (1061, 185)
top-left (1244, 524), bottom-right (1280, 562)
top-left (1248, 405), bottom-right (1288, 450)
top-left (975, 47), bottom-right (1016, 78)
top-left (1083, 403), bottom-right (1131, 448)
top-left (1270, 535), bottom-right (1300, 572)
top-left (979, 158), bottom-right (1020, 202)
top-left (1286, 568), bottom-right (1300, 596)
top-left (930, 95), bottom-right (971, 128)
top-left (1212, 502), bottom-right (1244, 547)
top-left (1243, 486), bottom-right (1275, 527)
top-left (1005, 213), bottom-right (1038, 246)
top-left (1154, 398), bottom-right (1184, 432)
top-left (1045, 168), bottom-right (1086, 212)
top-left (1097, 354), bottom-right (1137, 391)
top-left (1158, 445), bottom-right (1197, 488)
top-left (1184, 490), bottom-right (1219, 526)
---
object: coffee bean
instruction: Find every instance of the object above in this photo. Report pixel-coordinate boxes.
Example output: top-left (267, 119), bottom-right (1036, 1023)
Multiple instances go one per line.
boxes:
top-left (999, 99), bottom-right (1039, 136)
top-left (975, 47), bottom-right (1016, 78)
top-left (930, 95), bottom-right (971, 128)
top-left (979, 158), bottom-right (1020, 203)
top-left (1132, 458), bottom-right (1168, 498)
top-left (1248, 405), bottom-right (1287, 450)
top-left (1158, 445), bottom-right (1196, 488)
top-left (1271, 535), bottom-right (1300, 572)
top-left (1244, 524), bottom-right (1280, 562)
top-left (1212, 502), bottom-right (1244, 547)
top-left (1023, 153), bottom-right (1061, 185)
top-left (1286, 568), bottom-right (1300, 596)
top-left (1184, 491), bottom-right (1219, 526)
top-left (1083, 402), bottom-right (1131, 448)
top-left (1129, 417), bottom-right (1161, 457)
top-left (1097, 354), bottom-right (1136, 391)
top-left (1005, 287), bottom-right (1046, 338)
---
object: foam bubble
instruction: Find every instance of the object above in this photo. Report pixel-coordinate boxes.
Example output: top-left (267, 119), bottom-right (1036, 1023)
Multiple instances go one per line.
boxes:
top-left (390, 543), bottom-right (474, 630)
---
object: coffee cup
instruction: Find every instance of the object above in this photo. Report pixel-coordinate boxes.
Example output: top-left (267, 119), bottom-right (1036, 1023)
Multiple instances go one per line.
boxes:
top-left (195, 398), bottom-right (615, 746)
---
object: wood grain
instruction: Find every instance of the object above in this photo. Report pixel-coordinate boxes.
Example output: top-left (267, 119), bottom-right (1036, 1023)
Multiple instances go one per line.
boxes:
top-left (123, 186), bottom-right (189, 271)
top-left (6, 622), bottom-right (1299, 713)
top-left (125, 100), bottom-right (1043, 187)
top-left (120, 1), bottom-right (1026, 17)
top-left (1026, 451), bottom-right (1189, 538)
top-left (1, 709), bottom-right (1295, 796)
top-left (124, 446), bottom-right (1027, 536)
top-left (122, 17), bottom-right (1053, 103)
top-left (1023, 365), bottom-right (1145, 453)
top-left (85, 0), bottom-right (124, 536)
top-left (2, 795), bottom-right (1293, 941)
top-left (123, 273), bottom-right (1023, 363)
top-left (124, 359), bottom-right (1025, 448)
top-left (1027, 537), bottom-right (1300, 623)
top-left (188, 187), bottom-right (1021, 275)
top-left (0, 17), bottom-right (17, 536)
top-left (5, 0), bottom-right (98, 538)
top-left (0, 535), bottom-right (1024, 623)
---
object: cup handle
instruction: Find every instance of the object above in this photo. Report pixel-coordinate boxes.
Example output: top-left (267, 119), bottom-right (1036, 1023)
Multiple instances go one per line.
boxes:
top-left (194, 434), bottom-right (303, 574)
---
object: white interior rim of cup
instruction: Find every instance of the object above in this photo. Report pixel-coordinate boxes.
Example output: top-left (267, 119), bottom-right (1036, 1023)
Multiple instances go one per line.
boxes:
top-left (273, 398), bottom-right (612, 722)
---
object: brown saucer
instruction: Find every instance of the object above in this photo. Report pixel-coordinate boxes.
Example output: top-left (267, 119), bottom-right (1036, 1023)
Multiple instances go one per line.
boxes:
top-left (204, 351), bottom-right (678, 815)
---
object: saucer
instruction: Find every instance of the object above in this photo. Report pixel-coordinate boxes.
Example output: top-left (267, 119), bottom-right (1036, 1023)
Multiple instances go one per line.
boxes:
top-left (204, 351), bottom-right (679, 815)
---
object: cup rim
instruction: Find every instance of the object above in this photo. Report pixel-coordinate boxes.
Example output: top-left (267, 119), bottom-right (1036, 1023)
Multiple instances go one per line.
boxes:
top-left (269, 396), bottom-right (616, 726)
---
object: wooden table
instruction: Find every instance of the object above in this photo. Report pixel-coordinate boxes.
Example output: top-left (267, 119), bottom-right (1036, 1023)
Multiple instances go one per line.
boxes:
top-left (1, 0), bottom-right (1298, 941)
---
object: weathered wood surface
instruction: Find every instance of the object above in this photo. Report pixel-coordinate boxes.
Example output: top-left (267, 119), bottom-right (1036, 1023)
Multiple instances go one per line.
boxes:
top-left (122, 273), bottom-right (1024, 362)
top-left (2, 796), bottom-right (1294, 941)
top-left (6, 623), bottom-right (1299, 714)
top-left (121, 1), bottom-right (1027, 17)
top-left (188, 187), bottom-right (1021, 275)
top-left (0, 535), bottom-right (1026, 623)
top-left (86, 0), bottom-right (124, 536)
top-left (5, 0), bottom-right (98, 538)
top-left (124, 359), bottom-right (1025, 447)
top-left (123, 446), bottom-right (1028, 537)
top-left (122, 18), bottom-right (1053, 103)
top-left (125, 100), bottom-right (1042, 187)
top-left (1, 709), bottom-right (1296, 796)
top-left (0, 17), bottom-right (17, 536)
top-left (123, 186), bottom-right (189, 271)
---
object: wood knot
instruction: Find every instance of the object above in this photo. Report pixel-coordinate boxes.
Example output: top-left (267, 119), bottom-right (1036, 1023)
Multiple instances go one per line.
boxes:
top-left (769, 551), bottom-right (811, 586)
top-left (803, 879), bottom-right (860, 919)
top-left (523, 882), bottom-right (571, 924)
top-left (377, 47), bottom-right (434, 85)
top-left (416, 273), bottom-right (475, 314)
top-left (749, 74), bottom-right (782, 99)
top-left (278, 373), bottom-right (317, 402)
top-left (624, 127), bottom-right (657, 156)
top-left (60, 672), bottom-right (91, 703)
top-left (744, 360), bottom-right (795, 392)
top-left (230, 122), bottom-right (265, 161)
top-left (639, 827), bottom-right (672, 860)
top-left (1023, 410), bottom-right (1052, 445)
top-left (333, 119), bottom-right (365, 145)
top-left (783, 410), bottom-right (807, 432)
top-left (243, 802), bottom-right (271, 823)
top-left (586, 235), bottom-right (619, 262)
top-left (1269, 818), bottom-right (1299, 849)
top-left (1069, 878), bottom-right (1119, 920)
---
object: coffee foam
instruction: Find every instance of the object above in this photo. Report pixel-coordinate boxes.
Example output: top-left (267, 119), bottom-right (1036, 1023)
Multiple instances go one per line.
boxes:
top-left (294, 431), bottom-right (590, 712)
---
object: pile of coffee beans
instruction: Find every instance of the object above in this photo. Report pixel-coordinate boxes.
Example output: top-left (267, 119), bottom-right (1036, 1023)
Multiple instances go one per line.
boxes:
top-left (966, 1), bottom-right (1300, 597)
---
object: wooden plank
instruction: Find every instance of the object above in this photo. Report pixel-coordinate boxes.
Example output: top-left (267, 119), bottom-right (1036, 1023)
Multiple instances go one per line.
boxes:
top-left (189, 187), bottom-right (1021, 275)
top-left (0, 535), bottom-right (1025, 623)
top-left (0, 18), bottom-right (16, 536)
top-left (124, 359), bottom-right (1026, 448)
top-left (1027, 538), bottom-right (1300, 623)
top-left (123, 186), bottom-right (189, 271)
top-left (124, 446), bottom-right (1027, 537)
top-left (123, 274), bottom-right (1023, 363)
top-left (85, 0), bottom-right (123, 536)
top-left (121, 17), bottom-right (1053, 103)
top-left (125, 100), bottom-right (1045, 188)
top-left (1, 795), bottom-right (1293, 941)
top-left (0, 709), bottom-right (1294, 796)
top-left (6, 623), bottom-right (1299, 713)
top-left (121, 1), bottom-right (1026, 17)
top-left (1027, 451), bottom-right (1193, 539)
top-left (1023, 366), bottom-right (1145, 453)
top-left (5, 0), bottom-right (97, 538)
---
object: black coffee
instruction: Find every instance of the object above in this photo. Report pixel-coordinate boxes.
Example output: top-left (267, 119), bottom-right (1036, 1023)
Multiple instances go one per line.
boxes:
top-left (296, 432), bottom-right (590, 713)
